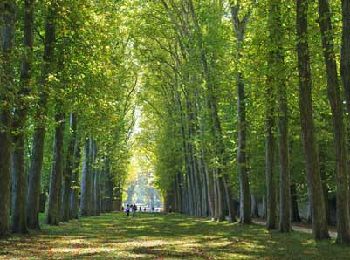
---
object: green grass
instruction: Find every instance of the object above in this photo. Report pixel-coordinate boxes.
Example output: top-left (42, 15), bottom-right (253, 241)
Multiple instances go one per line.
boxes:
top-left (0, 213), bottom-right (349, 259)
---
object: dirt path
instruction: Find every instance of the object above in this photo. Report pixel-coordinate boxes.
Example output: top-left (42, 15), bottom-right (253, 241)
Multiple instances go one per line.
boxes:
top-left (253, 219), bottom-right (337, 238)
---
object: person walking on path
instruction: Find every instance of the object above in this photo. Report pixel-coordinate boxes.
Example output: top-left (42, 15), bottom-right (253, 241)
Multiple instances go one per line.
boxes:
top-left (126, 204), bottom-right (130, 216)
top-left (132, 204), bottom-right (137, 217)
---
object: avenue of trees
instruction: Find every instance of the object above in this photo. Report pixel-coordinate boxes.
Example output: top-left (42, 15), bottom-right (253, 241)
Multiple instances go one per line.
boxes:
top-left (2, 0), bottom-right (350, 248)
top-left (0, 0), bottom-right (135, 236)
top-left (132, 0), bottom-right (350, 244)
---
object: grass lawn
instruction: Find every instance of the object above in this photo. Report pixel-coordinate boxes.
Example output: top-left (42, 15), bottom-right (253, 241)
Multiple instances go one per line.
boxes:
top-left (0, 212), bottom-right (349, 259)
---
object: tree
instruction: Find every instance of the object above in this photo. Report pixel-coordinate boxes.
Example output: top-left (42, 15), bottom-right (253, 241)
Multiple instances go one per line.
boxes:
top-left (318, 0), bottom-right (350, 244)
top-left (296, 0), bottom-right (329, 240)
top-left (341, 0), bottom-right (350, 115)
top-left (267, 0), bottom-right (291, 233)
top-left (0, 0), bottom-right (16, 237)
top-left (27, 0), bottom-right (58, 229)
top-left (230, 1), bottom-right (253, 224)
top-left (11, 0), bottom-right (35, 234)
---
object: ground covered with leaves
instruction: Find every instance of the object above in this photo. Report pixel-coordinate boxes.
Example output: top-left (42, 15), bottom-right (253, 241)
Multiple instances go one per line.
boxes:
top-left (0, 213), bottom-right (349, 259)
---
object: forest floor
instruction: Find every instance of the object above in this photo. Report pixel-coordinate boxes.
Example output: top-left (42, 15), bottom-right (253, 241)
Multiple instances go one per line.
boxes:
top-left (0, 213), bottom-right (349, 259)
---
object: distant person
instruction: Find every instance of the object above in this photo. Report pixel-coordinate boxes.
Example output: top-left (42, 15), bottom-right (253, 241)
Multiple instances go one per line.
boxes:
top-left (139, 206), bottom-right (142, 212)
top-left (152, 207), bottom-right (155, 212)
top-left (169, 205), bottom-right (172, 213)
top-left (144, 208), bottom-right (146, 212)
top-left (126, 204), bottom-right (130, 216)
top-left (132, 204), bottom-right (137, 217)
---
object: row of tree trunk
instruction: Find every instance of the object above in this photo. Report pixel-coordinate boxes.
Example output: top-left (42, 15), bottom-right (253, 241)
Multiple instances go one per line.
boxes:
top-left (0, 1), bottom-right (120, 237)
top-left (159, 0), bottom-right (350, 245)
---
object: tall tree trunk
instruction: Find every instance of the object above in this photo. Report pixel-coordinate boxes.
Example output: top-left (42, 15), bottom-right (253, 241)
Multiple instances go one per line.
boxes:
top-left (341, 0), bottom-right (350, 217)
top-left (265, 77), bottom-right (277, 229)
top-left (80, 138), bottom-right (93, 216)
top-left (319, 148), bottom-right (331, 225)
top-left (61, 113), bottom-right (78, 221)
top-left (11, 0), bottom-right (34, 234)
top-left (91, 141), bottom-right (98, 215)
top-left (236, 71), bottom-right (251, 224)
top-left (296, 0), bottom-right (329, 240)
top-left (267, 0), bottom-right (291, 233)
top-left (341, 0), bottom-right (350, 115)
top-left (70, 133), bottom-right (81, 219)
top-left (250, 195), bottom-right (259, 218)
top-left (94, 169), bottom-right (101, 216)
top-left (11, 138), bottom-right (28, 233)
top-left (0, 1), bottom-right (16, 237)
top-left (187, 0), bottom-right (234, 222)
top-left (46, 111), bottom-right (65, 225)
top-left (27, 2), bottom-right (57, 229)
top-left (230, 4), bottom-right (252, 224)
top-left (290, 184), bottom-right (301, 222)
top-left (318, 0), bottom-right (350, 244)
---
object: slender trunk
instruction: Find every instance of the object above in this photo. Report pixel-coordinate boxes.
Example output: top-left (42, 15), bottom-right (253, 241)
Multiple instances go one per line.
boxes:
top-left (46, 112), bottom-right (65, 225)
top-left (61, 114), bottom-right (78, 221)
top-left (0, 110), bottom-right (11, 236)
top-left (267, 0), bottom-right (291, 232)
top-left (61, 173), bottom-right (71, 221)
top-left (318, 0), bottom-right (350, 244)
top-left (11, 0), bottom-right (35, 234)
top-left (91, 141), bottom-right (98, 215)
top-left (341, 0), bottom-right (350, 115)
top-left (177, 172), bottom-right (183, 213)
top-left (11, 135), bottom-right (28, 233)
top-left (27, 2), bottom-right (57, 229)
top-left (205, 158), bottom-right (215, 218)
top-left (94, 169), bottom-right (101, 216)
top-left (80, 138), bottom-right (93, 216)
top-left (262, 196), bottom-right (267, 219)
top-left (223, 177), bottom-right (236, 221)
top-left (230, 4), bottom-right (252, 224)
top-left (290, 184), bottom-right (301, 222)
top-left (70, 136), bottom-right (81, 219)
top-left (250, 195), bottom-right (259, 218)
top-left (103, 170), bottom-right (114, 213)
top-left (319, 149), bottom-right (331, 225)
top-left (265, 79), bottom-right (277, 229)
top-left (187, 0), bottom-right (234, 222)
top-left (277, 24), bottom-right (291, 233)
top-left (296, 0), bottom-right (329, 239)
top-left (237, 71), bottom-right (251, 223)
top-left (341, 0), bottom-right (350, 216)
top-left (0, 1), bottom-right (16, 237)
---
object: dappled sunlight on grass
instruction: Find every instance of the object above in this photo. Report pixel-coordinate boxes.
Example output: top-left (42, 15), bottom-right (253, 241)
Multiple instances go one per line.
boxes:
top-left (0, 213), bottom-right (350, 259)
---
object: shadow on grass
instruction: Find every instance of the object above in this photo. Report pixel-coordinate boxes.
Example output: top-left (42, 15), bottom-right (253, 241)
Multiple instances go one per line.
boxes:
top-left (0, 212), bottom-right (349, 259)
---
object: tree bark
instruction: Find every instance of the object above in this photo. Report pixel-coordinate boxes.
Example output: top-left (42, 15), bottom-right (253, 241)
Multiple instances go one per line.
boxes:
top-left (27, 1), bottom-right (57, 229)
top-left (70, 134), bottom-right (81, 219)
top-left (11, 0), bottom-right (35, 234)
top-left (94, 169), bottom-right (101, 216)
top-left (267, 0), bottom-right (291, 233)
top-left (230, 4), bottom-right (252, 224)
top-left (290, 184), bottom-right (301, 222)
top-left (318, 0), bottom-right (350, 244)
top-left (46, 111), bottom-right (65, 225)
top-left (11, 137), bottom-right (28, 233)
top-left (296, 0), bottom-right (329, 239)
top-left (80, 138), bottom-right (93, 216)
top-left (341, 0), bottom-right (350, 115)
top-left (0, 1), bottom-right (16, 236)
top-left (265, 77), bottom-right (277, 229)
top-left (61, 113), bottom-right (78, 221)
